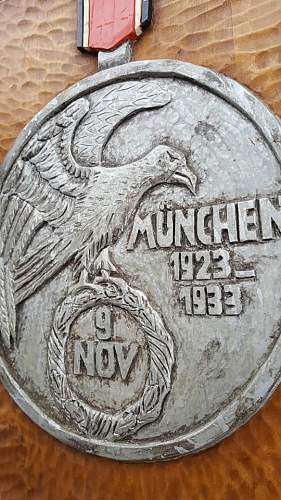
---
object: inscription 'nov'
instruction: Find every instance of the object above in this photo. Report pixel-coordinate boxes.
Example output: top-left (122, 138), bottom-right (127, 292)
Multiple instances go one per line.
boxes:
top-left (73, 306), bottom-right (139, 380)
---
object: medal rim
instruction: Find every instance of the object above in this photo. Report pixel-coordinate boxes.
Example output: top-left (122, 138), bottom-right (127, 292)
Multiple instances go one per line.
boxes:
top-left (1, 59), bottom-right (281, 462)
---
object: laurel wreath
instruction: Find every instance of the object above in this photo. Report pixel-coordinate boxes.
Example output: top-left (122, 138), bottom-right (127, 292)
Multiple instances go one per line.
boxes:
top-left (47, 276), bottom-right (174, 440)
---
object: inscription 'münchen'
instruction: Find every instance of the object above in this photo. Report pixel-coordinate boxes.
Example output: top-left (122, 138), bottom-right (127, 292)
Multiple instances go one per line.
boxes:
top-left (127, 193), bottom-right (281, 318)
top-left (127, 194), bottom-right (281, 250)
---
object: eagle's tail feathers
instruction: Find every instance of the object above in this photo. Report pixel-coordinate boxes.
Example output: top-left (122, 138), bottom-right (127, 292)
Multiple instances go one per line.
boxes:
top-left (14, 239), bottom-right (76, 305)
top-left (0, 257), bottom-right (16, 348)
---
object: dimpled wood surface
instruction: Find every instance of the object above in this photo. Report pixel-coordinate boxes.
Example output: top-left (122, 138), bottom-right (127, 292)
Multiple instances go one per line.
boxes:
top-left (1, 1), bottom-right (281, 499)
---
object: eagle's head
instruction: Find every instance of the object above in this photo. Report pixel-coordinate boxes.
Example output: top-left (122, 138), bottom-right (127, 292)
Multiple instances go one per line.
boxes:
top-left (140, 145), bottom-right (197, 195)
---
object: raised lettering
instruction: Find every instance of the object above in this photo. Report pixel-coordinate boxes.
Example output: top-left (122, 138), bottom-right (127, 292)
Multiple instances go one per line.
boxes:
top-left (193, 287), bottom-right (206, 315)
top-left (156, 210), bottom-right (174, 248)
top-left (181, 252), bottom-right (193, 281)
top-left (224, 285), bottom-right (242, 315)
top-left (127, 214), bottom-right (156, 250)
top-left (207, 285), bottom-right (223, 315)
top-left (180, 287), bottom-right (192, 315)
top-left (114, 343), bottom-right (139, 380)
top-left (95, 342), bottom-right (116, 379)
top-left (212, 249), bottom-right (231, 279)
top-left (74, 341), bottom-right (95, 376)
top-left (197, 206), bottom-right (213, 245)
top-left (259, 196), bottom-right (281, 240)
top-left (95, 306), bottom-right (112, 340)
top-left (195, 251), bottom-right (211, 280)
top-left (213, 203), bottom-right (238, 244)
top-left (170, 252), bottom-right (180, 280)
top-left (238, 200), bottom-right (258, 242)
top-left (174, 209), bottom-right (196, 246)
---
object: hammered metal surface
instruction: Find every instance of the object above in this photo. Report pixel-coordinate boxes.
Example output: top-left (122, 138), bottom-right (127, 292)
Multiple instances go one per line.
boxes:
top-left (1, 0), bottom-right (281, 498)
top-left (1, 0), bottom-right (281, 163)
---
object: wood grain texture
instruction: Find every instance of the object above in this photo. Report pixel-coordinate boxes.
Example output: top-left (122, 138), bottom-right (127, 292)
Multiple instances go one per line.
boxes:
top-left (1, 0), bottom-right (281, 499)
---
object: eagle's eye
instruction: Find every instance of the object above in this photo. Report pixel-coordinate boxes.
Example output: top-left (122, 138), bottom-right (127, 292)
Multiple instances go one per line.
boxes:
top-left (167, 151), bottom-right (178, 162)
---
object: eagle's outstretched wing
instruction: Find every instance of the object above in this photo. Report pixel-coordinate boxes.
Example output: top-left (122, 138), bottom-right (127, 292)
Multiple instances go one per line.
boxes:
top-left (0, 80), bottom-right (170, 347)
top-left (0, 98), bottom-right (91, 348)
top-left (73, 81), bottom-right (171, 166)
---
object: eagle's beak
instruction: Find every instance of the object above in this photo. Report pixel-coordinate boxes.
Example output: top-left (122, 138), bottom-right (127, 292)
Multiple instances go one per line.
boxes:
top-left (172, 168), bottom-right (197, 195)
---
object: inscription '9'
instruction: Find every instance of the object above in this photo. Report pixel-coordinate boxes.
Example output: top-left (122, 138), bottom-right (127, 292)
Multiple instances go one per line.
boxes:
top-left (73, 307), bottom-right (139, 380)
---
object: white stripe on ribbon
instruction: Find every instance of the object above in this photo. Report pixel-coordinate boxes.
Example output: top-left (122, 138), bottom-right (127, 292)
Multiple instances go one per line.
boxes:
top-left (135, 0), bottom-right (143, 36)
top-left (83, 0), bottom-right (90, 47)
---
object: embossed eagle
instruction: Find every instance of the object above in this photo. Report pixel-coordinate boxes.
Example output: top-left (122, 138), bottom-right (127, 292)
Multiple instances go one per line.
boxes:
top-left (0, 81), bottom-right (197, 347)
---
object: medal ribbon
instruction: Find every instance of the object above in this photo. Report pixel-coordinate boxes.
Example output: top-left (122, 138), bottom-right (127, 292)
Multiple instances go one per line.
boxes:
top-left (77, 0), bottom-right (152, 51)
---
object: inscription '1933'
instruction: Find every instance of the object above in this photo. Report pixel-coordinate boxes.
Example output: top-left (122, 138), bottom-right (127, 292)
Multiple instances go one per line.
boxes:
top-left (180, 284), bottom-right (242, 316)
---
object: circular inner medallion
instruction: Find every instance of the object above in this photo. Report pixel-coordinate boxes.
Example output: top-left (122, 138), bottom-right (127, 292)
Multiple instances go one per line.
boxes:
top-left (1, 60), bottom-right (281, 461)
top-left (66, 305), bottom-right (148, 412)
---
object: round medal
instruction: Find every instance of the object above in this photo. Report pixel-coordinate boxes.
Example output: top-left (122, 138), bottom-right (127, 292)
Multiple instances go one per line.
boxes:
top-left (1, 60), bottom-right (281, 461)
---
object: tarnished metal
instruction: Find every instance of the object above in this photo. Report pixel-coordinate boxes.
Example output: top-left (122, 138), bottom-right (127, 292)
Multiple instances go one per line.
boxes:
top-left (1, 60), bottom-right (281, 461)
top-left (98, 42), bottom-right (133, 71)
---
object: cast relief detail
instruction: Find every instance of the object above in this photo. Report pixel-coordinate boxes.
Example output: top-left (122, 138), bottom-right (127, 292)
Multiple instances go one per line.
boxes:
top-left (1, 61), bottom-right (281, 460)
top-left (0, 80), bottom-right (197, 438)
top-left (48, 276), bottom-right (174, 439)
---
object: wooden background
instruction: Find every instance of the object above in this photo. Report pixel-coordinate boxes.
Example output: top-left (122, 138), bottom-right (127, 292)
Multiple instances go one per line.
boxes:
top-left (1, 0), bottom-right (281, 498)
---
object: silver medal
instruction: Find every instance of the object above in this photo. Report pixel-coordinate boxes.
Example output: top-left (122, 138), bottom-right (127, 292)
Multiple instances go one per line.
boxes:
top-left (1, 60), bottom-right (281, 461)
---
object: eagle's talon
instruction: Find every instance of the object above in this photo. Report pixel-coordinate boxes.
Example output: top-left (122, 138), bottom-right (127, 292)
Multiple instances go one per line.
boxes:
top-left (93, 247), bottom-right (117, 277)
top-left (78, 268), bottom-right (89, 285)
top-left (101, 269), bottom-right (110, 279)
